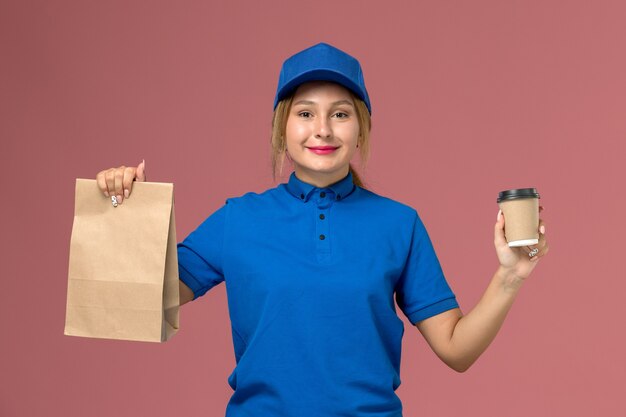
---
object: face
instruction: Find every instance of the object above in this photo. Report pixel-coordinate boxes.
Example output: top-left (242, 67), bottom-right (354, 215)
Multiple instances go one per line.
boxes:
top-left (285, 81), bottom-right (360, 187)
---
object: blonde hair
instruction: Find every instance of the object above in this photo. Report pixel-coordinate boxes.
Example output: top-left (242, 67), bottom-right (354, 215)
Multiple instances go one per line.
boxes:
top-left (270, 90), bottom-right (371, 188)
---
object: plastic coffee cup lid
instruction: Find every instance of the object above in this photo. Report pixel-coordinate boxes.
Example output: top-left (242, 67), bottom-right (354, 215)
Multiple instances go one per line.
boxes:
top-left (497, 188), bottom-right (540, 203)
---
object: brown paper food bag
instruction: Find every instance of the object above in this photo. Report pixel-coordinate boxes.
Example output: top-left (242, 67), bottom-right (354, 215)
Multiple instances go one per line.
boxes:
top-left (64, 179), bottom-right (179, 342)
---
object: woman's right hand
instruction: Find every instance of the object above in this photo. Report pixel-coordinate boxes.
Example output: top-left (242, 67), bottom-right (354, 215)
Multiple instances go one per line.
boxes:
top-left (96, 160), bottom-right (146, 205)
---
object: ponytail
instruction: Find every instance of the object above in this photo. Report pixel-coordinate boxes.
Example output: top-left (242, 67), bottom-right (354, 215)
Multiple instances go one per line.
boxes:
top-left (349, 164), bottom-right (365, 188)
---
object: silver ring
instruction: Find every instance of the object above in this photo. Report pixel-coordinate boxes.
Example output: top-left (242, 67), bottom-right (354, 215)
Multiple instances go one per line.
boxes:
top-left (528, 248), bottom-right (539, 257)
top-left (111, 196), bottom-right (118, 207)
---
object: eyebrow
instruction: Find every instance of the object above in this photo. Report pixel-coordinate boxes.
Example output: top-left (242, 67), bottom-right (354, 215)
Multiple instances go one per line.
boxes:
top-left (292, 99), bottom-right (354, 107)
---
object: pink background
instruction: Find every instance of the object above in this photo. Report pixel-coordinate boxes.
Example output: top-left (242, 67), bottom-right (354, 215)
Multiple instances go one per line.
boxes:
top-left (2, 0), bottom-right (625, 416)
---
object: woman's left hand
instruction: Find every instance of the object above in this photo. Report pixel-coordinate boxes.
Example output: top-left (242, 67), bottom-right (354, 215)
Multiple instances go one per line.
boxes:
top-left (494, 206), bottom-right (549, 281)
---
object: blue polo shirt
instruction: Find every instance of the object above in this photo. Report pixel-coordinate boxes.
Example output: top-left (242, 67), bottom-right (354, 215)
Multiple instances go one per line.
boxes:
top-left (177, 171), bottom-right (459, 417)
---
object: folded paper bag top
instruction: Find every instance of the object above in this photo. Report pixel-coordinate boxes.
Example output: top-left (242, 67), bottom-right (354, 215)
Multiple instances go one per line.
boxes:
top-left (64, 179), bottom-right (179, 342)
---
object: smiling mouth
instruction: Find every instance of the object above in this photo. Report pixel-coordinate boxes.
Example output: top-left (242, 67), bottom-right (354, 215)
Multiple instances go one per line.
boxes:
top-left (307, 146), bottom-right (338, 155)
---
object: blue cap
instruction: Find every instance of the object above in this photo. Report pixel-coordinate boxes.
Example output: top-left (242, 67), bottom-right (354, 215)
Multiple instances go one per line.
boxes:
top-left (273, 42), bottom-right (372, 114)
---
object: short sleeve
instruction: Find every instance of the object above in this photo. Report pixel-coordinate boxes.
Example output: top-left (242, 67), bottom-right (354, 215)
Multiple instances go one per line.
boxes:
top-left (395, 210), bottom-right (459, 324)
top-left (177, 203), bottom-right (228, 300)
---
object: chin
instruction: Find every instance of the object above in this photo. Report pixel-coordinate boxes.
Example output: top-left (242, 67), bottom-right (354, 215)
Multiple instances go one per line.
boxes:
top-left (304, 165), bottom-right (349, 177)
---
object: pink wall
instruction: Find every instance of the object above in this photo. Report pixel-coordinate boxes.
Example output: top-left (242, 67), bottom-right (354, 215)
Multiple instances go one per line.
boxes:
top-left (2, 0), bottom-right (625, 415)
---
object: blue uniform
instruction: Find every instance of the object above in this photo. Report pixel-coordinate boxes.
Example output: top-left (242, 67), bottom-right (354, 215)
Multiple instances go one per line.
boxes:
top-left (177, 171), bottom-right (459, 417)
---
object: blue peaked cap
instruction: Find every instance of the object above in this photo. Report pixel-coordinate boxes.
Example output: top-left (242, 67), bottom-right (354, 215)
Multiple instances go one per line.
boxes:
top-left (273, 42), bottom-right (372, 114)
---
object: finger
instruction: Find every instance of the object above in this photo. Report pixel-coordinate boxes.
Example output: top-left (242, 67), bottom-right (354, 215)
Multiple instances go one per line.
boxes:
top-left (494, 210), bottom-right (508, 247)
top-left (96, 170), bottom-right (109, 197)
top-left (535, 220), bottom-right (547, 251)
top-left (524, 217), bottom-right (548, 261)
top-left (122, 166), bottom-right (136, 199)
top-left (530, 219), bottom-right (546, 247)
top-left (527, 247), bottom-right (540, 261)
top-left (136, 159), bottom-right (146, 182)
top-left (528, 238), bottom-right (549, 261)
top-left (530, 246), bottom-right (547, 261)
top-left (104, 169), bottom-right (116, 199)
top-left (536, 238), bottom-right (549, 256)
top-left (524, 245), bottom-right (535, 256)
top-left (114, 166), bottom-right (126, 204)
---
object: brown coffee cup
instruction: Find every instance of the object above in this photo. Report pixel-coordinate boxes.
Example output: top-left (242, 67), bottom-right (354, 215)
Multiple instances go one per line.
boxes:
top-left (497, 188), bottom-right (540, 247)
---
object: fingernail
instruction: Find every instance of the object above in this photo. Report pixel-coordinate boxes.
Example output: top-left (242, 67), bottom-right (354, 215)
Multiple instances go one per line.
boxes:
top-left (104, 191), bottom-right (109, 197)
top-left (124, 189), bottom-right (130, 198)
top-left (117, 194), bottom-right (123, 204)
top-left (497, 210), bottom-right (502, 221)
top-left (540, 225), bottom-right (545, 234)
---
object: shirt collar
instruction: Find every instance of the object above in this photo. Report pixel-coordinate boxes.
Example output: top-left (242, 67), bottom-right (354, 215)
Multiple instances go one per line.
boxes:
top-left (286, 171), bottom-right (356, 203)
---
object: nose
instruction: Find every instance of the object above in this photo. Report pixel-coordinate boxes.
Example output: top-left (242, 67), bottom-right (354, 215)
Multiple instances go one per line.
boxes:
top-left (314, 117), bottom-right (332, 139)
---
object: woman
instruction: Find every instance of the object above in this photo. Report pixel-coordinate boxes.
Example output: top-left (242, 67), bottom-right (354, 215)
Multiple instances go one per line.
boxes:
top-left (96, 43), bottom-right (549, 417)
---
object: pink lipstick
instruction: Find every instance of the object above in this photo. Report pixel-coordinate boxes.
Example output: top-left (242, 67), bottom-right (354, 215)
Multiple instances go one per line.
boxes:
top-left (307, 146), bottom-right (338, 155)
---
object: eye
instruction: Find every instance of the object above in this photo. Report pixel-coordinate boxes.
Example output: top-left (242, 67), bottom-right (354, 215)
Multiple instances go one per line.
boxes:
top-left (298, 111), bottom-right (313, 118)
top-left (333, 112), bottom-right (349, 119)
